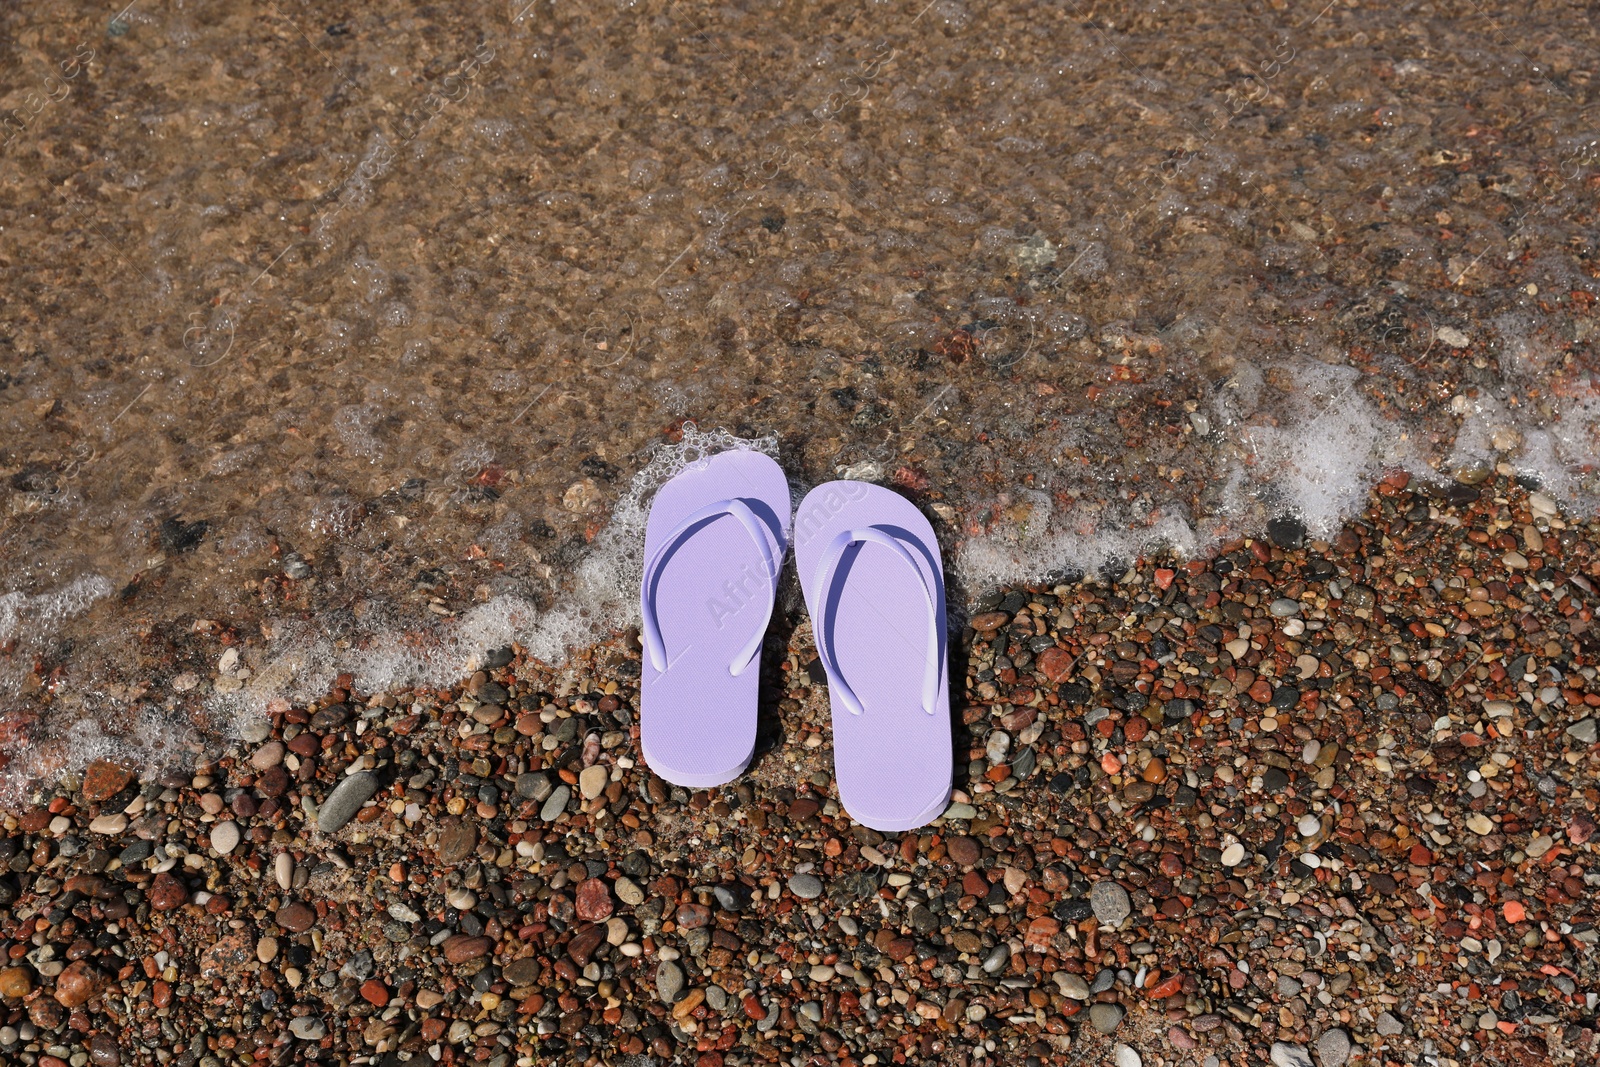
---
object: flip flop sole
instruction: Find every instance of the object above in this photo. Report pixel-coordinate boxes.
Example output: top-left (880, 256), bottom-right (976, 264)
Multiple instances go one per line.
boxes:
top-left (639, 450), bottom-right (790, 788)
top-left (794, 481), bottom-right (952, 831)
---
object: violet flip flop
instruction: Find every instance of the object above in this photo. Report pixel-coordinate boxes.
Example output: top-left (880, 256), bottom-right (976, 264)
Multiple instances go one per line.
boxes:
top-left (639, 449), bottom-right (791, 788)
top-left (794, 481), bottom-right (951, 831)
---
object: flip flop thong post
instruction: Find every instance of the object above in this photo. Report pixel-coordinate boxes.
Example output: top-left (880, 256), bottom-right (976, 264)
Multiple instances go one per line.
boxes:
top-left (794, 481), bottom-right (951, 831)
top-left (639, 449), bottom-right (791, 788)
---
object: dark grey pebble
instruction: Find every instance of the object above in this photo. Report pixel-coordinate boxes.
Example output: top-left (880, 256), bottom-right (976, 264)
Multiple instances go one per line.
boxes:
top-left (714, 884), bottom-right (752, 911)
top-left (516, 772), bottom-right (552, 800)
top-left (539, 785), bottom-right (570, 822)
top-left (318, 771), bottom-right (380, 833)
top-left (1267, 516), bottom-right (1306, 549)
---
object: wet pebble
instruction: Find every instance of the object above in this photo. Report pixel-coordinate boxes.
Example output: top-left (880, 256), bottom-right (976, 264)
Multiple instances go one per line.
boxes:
top-left (250, 741), bottom-right (285, 770)
top-left (787, 873), bottom-right (823, 899)
top-left (210, 820), bottom-right (240, 855)
top-left (1089, 1002), bottom-right (1124, 1034)
top-left (578, 764), bottom-right (609, 800)
top-left (540, 785), bottom-right (570, 822)
top-left (656, 960), bottom-right (684, 1004)
top-left (515, 771), bottom-right (551, 800)
top-left (946, 836), bottom-right (980, 865)
top-left (274, 852), bottom-right (293, 891)
top-left (318, 771), bottom-right (379, 833)
top-left (1315, 1029), bottom-right (1351, 1067)
top-left (1270, 1043), bottom-right (1313, 1067)
top-left (436, 819), bottom-right (477, 863)
top-left (1056, 972), bottom-right (1089, 1000)
top-left (985, 730), bottom-right (1010, 765)
top-left (1090, 880), bottom-right (1131, 925)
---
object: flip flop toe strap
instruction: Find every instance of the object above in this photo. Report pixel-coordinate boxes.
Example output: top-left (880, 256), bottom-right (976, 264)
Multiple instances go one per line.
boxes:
top-left (641, 498), bottom-right (779, 677)
top-left (812, 526), bottom-right (943, 717)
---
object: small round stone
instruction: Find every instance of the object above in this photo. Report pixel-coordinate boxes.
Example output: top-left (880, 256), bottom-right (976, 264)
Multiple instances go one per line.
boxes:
top-left (656, 960), bottom-right (684, 1004)
top-left (289, 1016), bottom-right (326, 1040)
top-left (1220, 842), bottom-right (1247, 867)
top-left (436, 819), bottom-right (477, 864)
top-left (1090, 881), bottom-right (1131, 925)
top-left (0, 968), bottom-right (33, 999)
top-left (1316, 1028), bottom-right (1351, 1067)
top-left (1089, 1002), bottom-right (1124, 1034)
top-left (578, 764), bottom-right (609, 800)
top-left (250, 741), bottom-right (285, 770)
top-left (540, 785), bottom-right (570, 822)
top-left (515, 772), bottom-right (551, 800)
top-left (88, 1034), bottom-right (121, 1066)
top-left (1056, 973), bottom-right (1089, 1000)
top-left (787, 873), bottom-right (823, 900)
top-left (88, 813), bottom-right (127, 835)
top-left (946, 836), bottom-right (981, 865)
top-left (274, 852), bottom-right (294, 891)
top-left (210, 820), bottom-right (240, 855)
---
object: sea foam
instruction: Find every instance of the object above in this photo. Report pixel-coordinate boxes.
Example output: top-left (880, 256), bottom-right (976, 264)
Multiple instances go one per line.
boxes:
top-left (204, 423), bottom-right (782, 731)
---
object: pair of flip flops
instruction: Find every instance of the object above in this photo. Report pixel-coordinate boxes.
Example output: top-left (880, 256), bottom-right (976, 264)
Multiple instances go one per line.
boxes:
top-left (639, 449), bottom-right (951, 831)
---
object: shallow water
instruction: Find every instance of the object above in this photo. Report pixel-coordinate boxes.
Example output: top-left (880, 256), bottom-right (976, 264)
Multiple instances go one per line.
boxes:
top-left (1, 0), bottom-right (1598, 791)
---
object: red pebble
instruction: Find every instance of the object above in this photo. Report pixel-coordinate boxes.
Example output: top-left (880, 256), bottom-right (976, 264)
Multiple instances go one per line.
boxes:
top-left (575, 878), bottom-right (613, 922)
top-left (1147, 973), bottom-right (1184, 999)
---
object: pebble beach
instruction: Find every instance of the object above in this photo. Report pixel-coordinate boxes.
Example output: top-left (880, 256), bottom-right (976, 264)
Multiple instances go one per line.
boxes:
top-left (4, 0), bottom-right (1600, 1064)
top-left (1, 468), bottom-right (1596, 1067)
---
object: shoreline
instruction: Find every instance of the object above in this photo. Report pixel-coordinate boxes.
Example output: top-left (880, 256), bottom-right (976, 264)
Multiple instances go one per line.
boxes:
top-left (0, 467), bottom-right (1596, 1067)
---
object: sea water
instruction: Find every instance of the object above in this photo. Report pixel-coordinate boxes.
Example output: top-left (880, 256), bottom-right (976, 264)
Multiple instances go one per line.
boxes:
top-left (1, 0), bottom-right (1597, 796)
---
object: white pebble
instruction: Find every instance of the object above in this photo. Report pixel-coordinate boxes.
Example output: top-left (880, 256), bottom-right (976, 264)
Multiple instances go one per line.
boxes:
top-left (210, 821), bottom-right (241, 855)
top-left (275, 852), bottom-right (294, 891)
